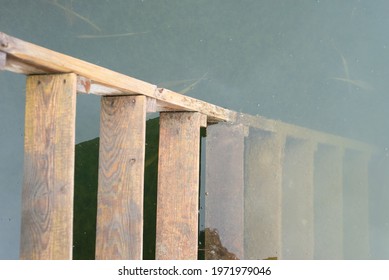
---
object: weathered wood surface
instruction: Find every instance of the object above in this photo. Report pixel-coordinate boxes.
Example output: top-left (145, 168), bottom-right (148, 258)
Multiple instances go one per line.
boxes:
top-left (314, 145), bottom-right (344, 259)
top-left (343, 151), bottom-right (371, 259)
top-left (20, 73), bottom-right (77, 259)
top-left (244, 130), bottom-right (285, 260)
top-left (204, 123), bottom-right (247, 260)
top-left (0, 32), bottom-right (234, 122)
top-left (95, 95), bottom-right (147, 260)
top-left (282, 139), bottom-right (317, 259)
top-left (155, 112), bottom-right (205, 260)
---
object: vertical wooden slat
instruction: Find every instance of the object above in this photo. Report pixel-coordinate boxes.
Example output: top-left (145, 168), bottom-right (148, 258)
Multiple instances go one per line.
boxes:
top-left (369, 154), bottom-right (389, 259)
top-left (314, 145), bottom-right (344, 259)
top-left (0, 51), bottom-right (5, 70)
top-left (95, 95), bottom-right (146, 260)
top-left (343, 150), bottom-right (370, 259)
top-left (245, 130), bottom-right (285, 260)
top-left (20, 73), bottom-right (77, 259)
top-left (282, 138), bottom-right (317, 259)
top-left (204, 123), bottom-right (247, 260)
top-left (155, 112), bottom-right (205, 260)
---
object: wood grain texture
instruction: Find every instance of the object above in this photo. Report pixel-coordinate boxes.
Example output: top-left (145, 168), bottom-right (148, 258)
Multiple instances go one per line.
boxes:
top-left (204, 123), bottom-right (247, 260)
top-left (155, 112), bottom-right (204, 260)
top-left (95, 95), bottom-right (146, 260)
top-left (20, 73), bottom-right (77, 259)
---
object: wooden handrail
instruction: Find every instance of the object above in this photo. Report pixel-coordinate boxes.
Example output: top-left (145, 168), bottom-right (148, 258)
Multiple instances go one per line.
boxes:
top-left (0, 32), bottom-right (235, 122)
top-left (0, 31), bottom-right (376, 152)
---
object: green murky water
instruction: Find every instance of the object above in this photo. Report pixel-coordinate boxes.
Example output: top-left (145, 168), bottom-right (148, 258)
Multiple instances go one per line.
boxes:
top-left (1, 0), bottom-right (389, 259)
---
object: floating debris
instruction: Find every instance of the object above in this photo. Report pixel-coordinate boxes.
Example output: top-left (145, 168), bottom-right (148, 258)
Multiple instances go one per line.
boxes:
top-left (77, 31), bottom-right (150, 39)
top-left (339, 52), bottom-right (352, 93)
top-left (46, 0), bottom-right (101, 32)
top-left (178, 72), bottom-right (208, 95)
top-left (330, 77), bottom-right (374, 91)
top-left (331, 45), bottom-right (373, 92)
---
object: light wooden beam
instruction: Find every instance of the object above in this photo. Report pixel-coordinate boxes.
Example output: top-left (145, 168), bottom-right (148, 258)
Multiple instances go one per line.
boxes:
top-left (95, 95), bottom-right (147, 260)
top-left (0, 32), bottom-right (234, 122)
top-left (155, 112), bottom-right (206, 260)
top-left (20, 73), bottom-right (77, 259)
top-left (0, 51), bottom-right (5, 70)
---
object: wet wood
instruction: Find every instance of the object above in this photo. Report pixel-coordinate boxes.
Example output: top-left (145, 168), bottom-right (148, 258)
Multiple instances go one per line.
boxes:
top-left (155, 112), bottom-right (205, 260)
top-left (0, 32), bottom-right (234, 122)
top-left (244, 130), bottom-right (285, 260)
top-left (95, 95), bottom-right (147, 260)
top-left (314, 145), bottom-right (344, 259)
top-left (20, 73), bottom-right (77, 259)
top-left (282, 139), bottom-right (317, 259)
top-left (205, 123), bottom-right (248, 260)
top-left (343, 151), bottom-right (371, 259)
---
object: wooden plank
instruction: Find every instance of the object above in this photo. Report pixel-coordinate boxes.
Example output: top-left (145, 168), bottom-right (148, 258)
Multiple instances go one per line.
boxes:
top-left (282, 138), bottom-right (317, 259)
top-left (343, 150), bottom-right (371, 259)
top-left (95, 95), bottom-right (147, 260)
top-left (155, 112), bottom-right (205, 260)
top-left (77, 76), bottom-right (123, 95)
top-left (4, 54), bottom-right (48, 74)
top-left (0, 32), bottom-right (155, 94)
top-left (0, 32), bottom-right (234, 122)
top-left (204, 123), bottom-right (247, 260)
top-left (244, 130), bottom-right (285, 260)
top-left (0, 51), bottom-right (5, 70)
top-left (314, 145), bottom-right (344, 259)
top-left (20, 73), bottom-right (77, 259)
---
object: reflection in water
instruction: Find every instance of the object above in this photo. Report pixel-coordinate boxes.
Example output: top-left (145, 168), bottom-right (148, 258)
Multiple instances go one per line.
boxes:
top-left (77, 31), bottom-right (151, 39)
top-left (204, 228), bottom-right (239, 260)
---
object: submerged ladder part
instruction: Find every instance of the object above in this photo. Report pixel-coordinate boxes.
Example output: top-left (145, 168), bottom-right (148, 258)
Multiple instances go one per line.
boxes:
top-left (205, 123), bottom-right (374, 260)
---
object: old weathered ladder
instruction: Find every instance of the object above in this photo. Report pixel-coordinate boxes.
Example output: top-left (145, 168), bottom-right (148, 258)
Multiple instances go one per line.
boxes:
top-left (0, 32), bottom-right (376, 260)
